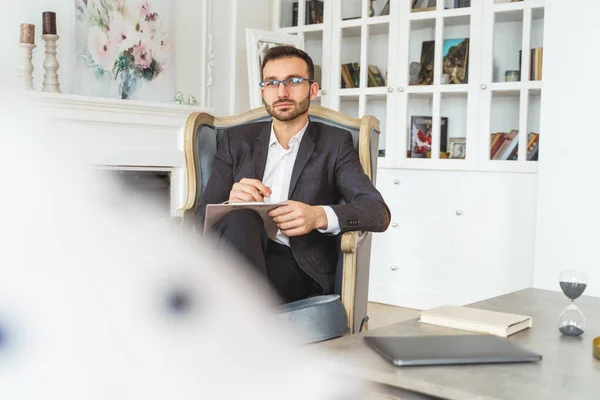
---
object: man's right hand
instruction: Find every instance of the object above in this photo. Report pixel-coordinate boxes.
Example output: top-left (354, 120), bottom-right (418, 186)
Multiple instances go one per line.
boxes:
top-left (229, 178), bottom-right (272, 203)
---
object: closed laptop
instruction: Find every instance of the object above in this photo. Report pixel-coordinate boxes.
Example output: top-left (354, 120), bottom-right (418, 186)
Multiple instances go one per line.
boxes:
top-left (364, 334), bottom-right (542, 367)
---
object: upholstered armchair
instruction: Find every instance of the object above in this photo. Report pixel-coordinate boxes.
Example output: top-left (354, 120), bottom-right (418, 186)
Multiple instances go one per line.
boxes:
top-left (178, 105), bottom-right (381, 334)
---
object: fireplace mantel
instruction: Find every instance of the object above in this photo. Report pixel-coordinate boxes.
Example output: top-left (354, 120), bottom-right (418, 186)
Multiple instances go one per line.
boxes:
top-left (21, 91), bottom-right (215, 215)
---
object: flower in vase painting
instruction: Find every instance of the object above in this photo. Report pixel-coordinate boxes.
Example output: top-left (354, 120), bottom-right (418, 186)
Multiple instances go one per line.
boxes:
top-left (74, 0), bottom-right (174, 101)
top-left (131, 44), bottom-right (153, 69)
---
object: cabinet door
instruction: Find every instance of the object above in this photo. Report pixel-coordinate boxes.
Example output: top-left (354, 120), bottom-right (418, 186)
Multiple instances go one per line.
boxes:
top-left (329, 0), bottom-right (395, 166)
top-left (394, 0), bottom-right (480, 171)
top-left (272, 0), bottom-right (333, 107)
top-left (478, 0), bottom-right (545, 173)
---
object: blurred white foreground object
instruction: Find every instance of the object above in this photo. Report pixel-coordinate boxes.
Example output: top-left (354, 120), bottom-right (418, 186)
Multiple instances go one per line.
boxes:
top-left (0, 96), bottom-right (363, 400)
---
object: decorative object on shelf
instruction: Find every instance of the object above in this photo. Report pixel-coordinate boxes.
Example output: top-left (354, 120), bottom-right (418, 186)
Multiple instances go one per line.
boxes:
top-left (410, 116), bottom-right (448, 158)
top-left (380, 0), bottom-right (390, 16)
top-left (368, 0), bottom-right (376, 17)
top-left (557, 269), bottom-right (588, 337)
top-left (504, 70), bottom-right (520, 82)
top-left (409, 62), bottom-right (420, 85)
top-left (43, 11), bottom-right (57, 35)
top-left (246, 29), bottom-right (304, 109)
top-left (18, 23), bottom-right (36, 90)
top-left (448, 137), bottom-right (466, 159)
top-left (74, 0), bottom-right (175, 101)
top-left (594, 337), bottom-right (600, 360)
top-left (173, 91), bottom-right (184, 105)
top-left (188, 95), bottom-right (198, 106)
top-left (442, 38), bottom-right (469, 84)
top-left (41, 11), bottom-right (61, 92)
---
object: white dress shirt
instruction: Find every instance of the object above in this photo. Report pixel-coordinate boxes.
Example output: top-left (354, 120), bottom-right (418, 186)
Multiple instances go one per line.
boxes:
top-left (262, 121), bottom-right (341, 247)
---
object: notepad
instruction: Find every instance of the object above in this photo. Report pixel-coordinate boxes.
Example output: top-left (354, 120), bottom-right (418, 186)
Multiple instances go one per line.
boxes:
top-left (203, 202), bottom-right (285, 239)
top-left (418, 305), bottom-right (532, 337)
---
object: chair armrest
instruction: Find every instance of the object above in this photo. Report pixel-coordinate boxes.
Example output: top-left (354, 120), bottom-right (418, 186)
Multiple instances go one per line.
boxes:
top-left (341, 230), bottom-right (368, 253)
top-left (339, 230), bottom-right (372, 334)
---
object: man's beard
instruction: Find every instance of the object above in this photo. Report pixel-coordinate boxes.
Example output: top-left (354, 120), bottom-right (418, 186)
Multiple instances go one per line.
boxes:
top-left (265, 93), bottom-right (311, 122)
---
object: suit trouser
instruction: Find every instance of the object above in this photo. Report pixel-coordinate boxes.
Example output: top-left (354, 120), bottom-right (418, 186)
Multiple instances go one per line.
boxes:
top-left (212, 209), bottom-right (322, 304)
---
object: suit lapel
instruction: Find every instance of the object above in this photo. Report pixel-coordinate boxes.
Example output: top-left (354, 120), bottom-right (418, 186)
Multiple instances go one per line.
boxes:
top-left (288, 121), bottom-right (317, 198)
top-left (252, 122), bottom-right (271, 180)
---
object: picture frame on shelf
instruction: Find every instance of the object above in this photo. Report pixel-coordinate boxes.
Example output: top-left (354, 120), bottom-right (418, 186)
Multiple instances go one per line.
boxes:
top-left (410, 115), bottom-right (448, 158)
top-left (448, 138), bottom-right (467, 159)
top-left (442, 38), bottom-right (470, 84)
top-left (245, 29), bottom-right (304, 109)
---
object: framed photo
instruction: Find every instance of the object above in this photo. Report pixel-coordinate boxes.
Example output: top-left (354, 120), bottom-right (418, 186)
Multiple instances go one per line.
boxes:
top-left (442, 38), bottom-right (470, 84)
top-left (448, 138), bottom-right (467, 159)
top-left (410, 115), bottom-right (448, 158)
top-left (245, 29), bottom-right (304, 109)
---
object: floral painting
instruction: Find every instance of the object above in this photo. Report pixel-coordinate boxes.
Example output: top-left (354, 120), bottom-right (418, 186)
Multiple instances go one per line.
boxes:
top-left (74, 0), bottom-right (174, 101)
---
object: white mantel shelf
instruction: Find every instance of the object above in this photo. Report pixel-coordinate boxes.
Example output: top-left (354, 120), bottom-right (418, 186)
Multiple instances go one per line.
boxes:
top-left (19, 90), bottom-right (214, 215)
top-left (21, 90), bottom-right (214, 128)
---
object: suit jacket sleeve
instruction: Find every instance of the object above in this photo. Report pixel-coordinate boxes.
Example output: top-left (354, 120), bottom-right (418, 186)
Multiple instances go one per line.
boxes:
top-left (194, 129), bottom-right (234, 229)
top-left (329, 132), bottom-right (391, 233)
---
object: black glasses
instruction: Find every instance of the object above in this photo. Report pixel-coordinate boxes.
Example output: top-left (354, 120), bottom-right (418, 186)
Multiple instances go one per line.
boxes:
top-left (259, 77), bottom-right (313, 89)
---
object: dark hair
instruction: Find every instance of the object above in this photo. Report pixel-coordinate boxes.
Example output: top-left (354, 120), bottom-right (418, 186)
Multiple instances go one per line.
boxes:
top-left (261, 46), bottom-right (314, 81)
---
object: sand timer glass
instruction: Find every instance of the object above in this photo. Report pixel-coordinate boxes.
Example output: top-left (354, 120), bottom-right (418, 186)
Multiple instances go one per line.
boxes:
top-left (558, 269), bottom-right (588, 337)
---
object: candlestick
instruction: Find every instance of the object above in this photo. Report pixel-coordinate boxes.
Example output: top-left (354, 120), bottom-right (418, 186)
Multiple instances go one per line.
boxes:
top-left (41, 34), bottom-right (61, 93)
top-left (18, 43), bottom-right (36, 90)
top-left (20, 23), bottom-right (35, 44)
top-left (42, 11), bottom-right (57, 35)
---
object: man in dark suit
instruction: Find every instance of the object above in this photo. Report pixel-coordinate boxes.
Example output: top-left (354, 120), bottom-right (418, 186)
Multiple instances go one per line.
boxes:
top-left (197, 46), bottom-right (390, 303)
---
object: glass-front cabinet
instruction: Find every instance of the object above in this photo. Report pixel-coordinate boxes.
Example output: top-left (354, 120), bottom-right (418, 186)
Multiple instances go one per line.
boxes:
top-left (271, 0), bottom-right (545, 173)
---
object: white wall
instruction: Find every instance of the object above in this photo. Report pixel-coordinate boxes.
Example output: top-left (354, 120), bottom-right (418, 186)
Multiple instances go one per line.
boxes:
top-left (533, 1), bottom-right (600, 297)
top-left (208, 0), bottom-right (271, 116)
top-left (2, 0), bottom-right (206, 102)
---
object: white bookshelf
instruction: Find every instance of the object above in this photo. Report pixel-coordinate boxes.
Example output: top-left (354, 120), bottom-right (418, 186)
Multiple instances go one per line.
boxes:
top-left (271, 0), bottom-right (546, 309)
top-left (271, 0), bottom-right (545, 172)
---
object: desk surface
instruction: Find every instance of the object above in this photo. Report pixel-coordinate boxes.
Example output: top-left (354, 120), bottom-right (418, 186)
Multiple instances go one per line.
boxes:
top-left (319, 288), bottom-right (600, 400)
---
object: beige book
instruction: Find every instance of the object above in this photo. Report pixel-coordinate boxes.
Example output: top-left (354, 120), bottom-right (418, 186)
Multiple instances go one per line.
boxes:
top-left (418, 305), bottom-right (532, 337)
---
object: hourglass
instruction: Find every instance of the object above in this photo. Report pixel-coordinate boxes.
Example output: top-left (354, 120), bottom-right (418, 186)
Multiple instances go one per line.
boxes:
top-left (558, 269), bottom-right (588, 337)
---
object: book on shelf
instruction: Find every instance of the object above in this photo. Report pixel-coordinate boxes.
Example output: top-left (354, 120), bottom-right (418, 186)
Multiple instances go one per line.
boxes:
top-left (340, 63), bottom-right (386, 88)
top-left (519, 47), bottom-right (543, 80)
top-left (410, 115), bottom-right (448, 158)
top-left (490, 131), bottom-right (539, 160)
top-left (452, 0), bottom-right (471, 8)
top-left (292, 0), bottom-right (324, 26)
top-left (411, 0), bottom-right (436, 12)
top-left (418, 305), bottom-right (532, 337)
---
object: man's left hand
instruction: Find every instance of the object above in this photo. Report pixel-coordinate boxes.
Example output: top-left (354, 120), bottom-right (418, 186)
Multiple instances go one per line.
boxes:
top-left (268, 200), bottom-right (328, 237)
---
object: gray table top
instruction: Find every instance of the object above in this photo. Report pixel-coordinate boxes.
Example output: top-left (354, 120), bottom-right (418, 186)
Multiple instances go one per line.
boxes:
top-left (318, 288), bottom-right (600, 400)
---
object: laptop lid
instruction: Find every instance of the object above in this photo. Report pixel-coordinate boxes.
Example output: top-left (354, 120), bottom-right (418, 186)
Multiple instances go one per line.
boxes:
top-left (363, 335), bottom-right (542, 367)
